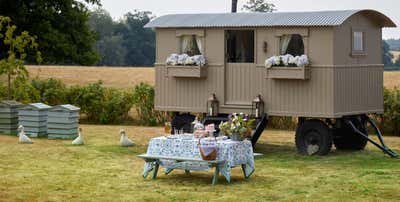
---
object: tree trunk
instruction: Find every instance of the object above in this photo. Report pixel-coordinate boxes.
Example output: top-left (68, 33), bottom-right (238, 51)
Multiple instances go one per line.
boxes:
top-left (7, 73), bottom-right (11, 100)
top-left (231, 0), bottom-right (238, 13)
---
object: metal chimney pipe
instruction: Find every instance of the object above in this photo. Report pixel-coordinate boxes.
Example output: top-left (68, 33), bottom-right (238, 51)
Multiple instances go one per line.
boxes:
top-left (231, 0), bottom-right (238, 13)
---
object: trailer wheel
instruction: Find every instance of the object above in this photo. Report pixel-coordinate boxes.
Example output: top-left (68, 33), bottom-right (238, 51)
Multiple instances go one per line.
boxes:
top-left (295, 119), bottom-right (333, 156)
top-left (171, 113), bottom-right (196, 134)
top-left (333, 117), bottom-right (368, 150)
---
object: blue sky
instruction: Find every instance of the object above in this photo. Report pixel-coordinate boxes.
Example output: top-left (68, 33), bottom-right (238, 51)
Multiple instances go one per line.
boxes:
top-left (99, 0), bottom-right (400, 39)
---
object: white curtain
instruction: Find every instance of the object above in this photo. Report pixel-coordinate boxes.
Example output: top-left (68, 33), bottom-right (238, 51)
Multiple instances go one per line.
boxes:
top-left (181, 35), bottom-right (192, 54)
top-left (235, 31), bottom-right (248, 62)
top-left (280, 35), bottom-right (292, 55)
top-left (196, 37), bottom-right (203, 54)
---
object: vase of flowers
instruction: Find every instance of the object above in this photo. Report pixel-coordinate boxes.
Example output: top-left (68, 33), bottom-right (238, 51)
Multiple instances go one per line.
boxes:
top-left (219, 113), bottom-right (256, 141)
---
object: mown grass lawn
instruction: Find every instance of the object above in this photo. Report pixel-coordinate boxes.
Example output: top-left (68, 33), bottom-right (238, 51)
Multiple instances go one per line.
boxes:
top-left (1, 125), bottom-right (400, 201)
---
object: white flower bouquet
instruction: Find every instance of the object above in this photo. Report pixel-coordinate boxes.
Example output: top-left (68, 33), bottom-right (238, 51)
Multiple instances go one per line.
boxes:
top-left (265, 54), bottom-right (309, 68)
top-left (219, 113), bottom-right (256, 140)
top-left (166, 54), bottom-right (207, 66)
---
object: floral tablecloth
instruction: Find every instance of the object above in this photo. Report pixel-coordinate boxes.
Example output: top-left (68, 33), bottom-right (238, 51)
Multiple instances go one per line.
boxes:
top-left (143, 136), bottom-right (255, 182)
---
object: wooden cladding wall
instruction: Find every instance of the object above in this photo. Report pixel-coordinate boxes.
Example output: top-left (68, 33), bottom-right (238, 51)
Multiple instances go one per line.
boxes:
top-left (225, 63), bottom-right (263, 105)
top-left (155, 64), bottom-right (224, 112)
top-left (333, 65), bottom-right (383, 116)
top-left (266, 66), bottom-right (334, 117)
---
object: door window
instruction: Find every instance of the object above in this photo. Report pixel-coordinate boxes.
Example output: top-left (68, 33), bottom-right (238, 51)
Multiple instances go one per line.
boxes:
top-left (226, 30), bottom-right (254, 63)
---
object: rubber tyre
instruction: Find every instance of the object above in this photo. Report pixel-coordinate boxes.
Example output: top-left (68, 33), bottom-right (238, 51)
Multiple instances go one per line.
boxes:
top-left (171, 114), bottom-right (195, 134)
top-left (333, 117), bottom-right (368, 150)
top-left (295, 119), bottom-right (333, 156)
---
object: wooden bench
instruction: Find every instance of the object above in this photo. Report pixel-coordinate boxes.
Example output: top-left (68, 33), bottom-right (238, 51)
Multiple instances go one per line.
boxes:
top-left (137, 154), bottom-right (226, 185)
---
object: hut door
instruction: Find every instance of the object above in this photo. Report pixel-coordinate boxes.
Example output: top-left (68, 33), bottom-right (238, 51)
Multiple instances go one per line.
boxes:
top-left (225, 30), bottom-right (255, 105)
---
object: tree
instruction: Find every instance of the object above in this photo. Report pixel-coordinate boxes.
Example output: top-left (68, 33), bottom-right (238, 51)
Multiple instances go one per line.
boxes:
top-left (382, 40), bottom-right (394, 67)
top-left (115, 10), bottom-right (155, 66)
top-left (0, 0), bottom-right (100, 65)
top-left (0, 16), bottom-right (41, 99)
top-left (89, 9), bottom-right (127, 66)
top-left (242, 0), bottom-right (276, 12)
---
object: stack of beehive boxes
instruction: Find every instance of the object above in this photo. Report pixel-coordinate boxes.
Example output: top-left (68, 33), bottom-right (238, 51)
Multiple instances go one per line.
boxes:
top-left (0, 101), bottom-right (23, 135)
top-left (18, 103), bottom-right (52, 137)
top-left (47, 104), bottom-right (80, 139)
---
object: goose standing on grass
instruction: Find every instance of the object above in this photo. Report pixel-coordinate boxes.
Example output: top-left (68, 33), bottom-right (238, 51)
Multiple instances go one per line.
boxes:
top-left (18, 125), bottom-right (33, 144)
top-left (72, 128), bottom-right (84, 145)
top-left (120, 129), bottom-right (134, 147)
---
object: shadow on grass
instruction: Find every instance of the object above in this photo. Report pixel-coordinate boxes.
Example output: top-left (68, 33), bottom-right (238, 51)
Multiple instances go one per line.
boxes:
top-left (147, 171), bottom-right (270, 186)
top-left (90, 145), bottom-right (147, 155)
top-left (253, 142), bottom-right (400, 167)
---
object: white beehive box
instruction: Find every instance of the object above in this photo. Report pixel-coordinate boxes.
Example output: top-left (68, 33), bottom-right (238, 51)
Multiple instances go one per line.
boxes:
top-left (18, 103), bottom-right (52, 137)
top-left (47, 104), bottom-right (80, 140)
top-left (0, 100), bottom-right (23, 135)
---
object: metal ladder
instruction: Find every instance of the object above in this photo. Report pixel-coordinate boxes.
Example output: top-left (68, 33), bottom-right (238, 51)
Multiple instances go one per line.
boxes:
top-left (344, 114), bottom-right (398, 158)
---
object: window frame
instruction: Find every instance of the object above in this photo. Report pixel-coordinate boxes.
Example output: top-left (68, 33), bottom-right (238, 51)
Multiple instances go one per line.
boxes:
top-left (351, 28), bottom-right (367, 56)
top-left (275, 28), bottom-right (309, 56)
top-left (176, 29), bottom-right (205, 55)
top-left (225, 29), bottom-right (256, 64)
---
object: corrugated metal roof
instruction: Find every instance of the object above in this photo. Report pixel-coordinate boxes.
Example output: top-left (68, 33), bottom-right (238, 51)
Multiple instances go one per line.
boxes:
top-left (0, 100), bottom-right (23, 107)
top-left (25, 103), bottom-right (52, 110)
top-left (144, 10), bottom-right (396, 28)
top-left (51, 104), bottom-right (80, 112)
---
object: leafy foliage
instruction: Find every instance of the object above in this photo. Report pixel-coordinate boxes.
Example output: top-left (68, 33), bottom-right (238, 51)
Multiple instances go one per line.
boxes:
top-left (89, 9), bottom-right (155, 66)
top-left (385, 38), bottom-right (400, 51)
top-left (31, 78), bottom-right (67, 106)
top-left (98, 88), bottom-right (134, 124)
top-left (242, 0), bottom-right (276, 12)
top-left (382, 40), bottom-right (394, 67)
top-left (0, 16), bottom-right (41, 99)
top-left (132, 83), bottom-right (157, 125)
top-left (0, 0), bottom-right (100, 65)
top-left (382, 87), bottom-right (400, 136)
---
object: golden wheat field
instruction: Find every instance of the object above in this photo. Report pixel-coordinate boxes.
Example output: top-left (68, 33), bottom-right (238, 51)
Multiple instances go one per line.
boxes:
top-left (21, 65), bottom-right (400, 89)
top-left (26, 65), bottom-right (155, 88)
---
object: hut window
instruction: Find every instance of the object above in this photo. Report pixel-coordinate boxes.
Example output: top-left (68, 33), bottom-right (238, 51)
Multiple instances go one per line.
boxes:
top-left (280, 34), bottom-right (304, 56)
top-left (353, 31), bottom-right (364, 52)
top-left (181, 35), bottom-right (202, 56)
top-left (226, 30), bottom-right (254, 63)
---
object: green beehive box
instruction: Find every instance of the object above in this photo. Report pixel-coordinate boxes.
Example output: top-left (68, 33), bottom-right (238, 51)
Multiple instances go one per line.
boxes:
top-left (48, 134), bottom-right (78, 140)
top-left (19, 120), bottom-right (47, 127)
top-left (18, 103), bottom-right (51, 137)
top-left (48, 128), bottom-right (78, 135)
top-left (0, 118), bottom-right (18, 124)
top-left (47, 122), bottom-right (79, 129)
top-left (0, 100), bottom-right (23, 135)
top-left (47, 104), bottom-right (80, 140)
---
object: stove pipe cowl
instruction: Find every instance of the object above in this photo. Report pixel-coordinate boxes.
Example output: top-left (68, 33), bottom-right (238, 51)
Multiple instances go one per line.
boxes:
top-left (231, 0), bottom-right (238, 13)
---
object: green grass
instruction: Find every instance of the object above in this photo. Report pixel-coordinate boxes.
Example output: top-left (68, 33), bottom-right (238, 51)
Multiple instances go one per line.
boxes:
top-left (1, 125), bottom-right (400, 201)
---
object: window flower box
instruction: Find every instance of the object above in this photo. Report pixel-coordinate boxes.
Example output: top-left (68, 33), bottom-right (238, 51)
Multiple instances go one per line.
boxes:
top-left (167, 65), bottom-right (208, 78)
top-left (267, 66), bottom-right (310, 80)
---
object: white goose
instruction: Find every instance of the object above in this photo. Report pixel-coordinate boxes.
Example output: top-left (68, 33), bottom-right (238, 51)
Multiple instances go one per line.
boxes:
top-left (120, 129), bottom-right (134, 147)
top-left (72, 128), bottom-right (84, 145)
top-left (18, 125), bottom-right (33, 144)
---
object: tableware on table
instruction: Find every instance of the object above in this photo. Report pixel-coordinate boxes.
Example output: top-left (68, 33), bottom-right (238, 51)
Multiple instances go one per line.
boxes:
top-left (164, 122), bottom-right (171, 134)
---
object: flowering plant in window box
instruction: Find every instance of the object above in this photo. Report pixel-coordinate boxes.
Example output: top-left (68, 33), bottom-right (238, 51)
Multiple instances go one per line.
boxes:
top-left (166, 53), bottom-right (207, 66)
top-left (265, 54), bottom-right (309, 69)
